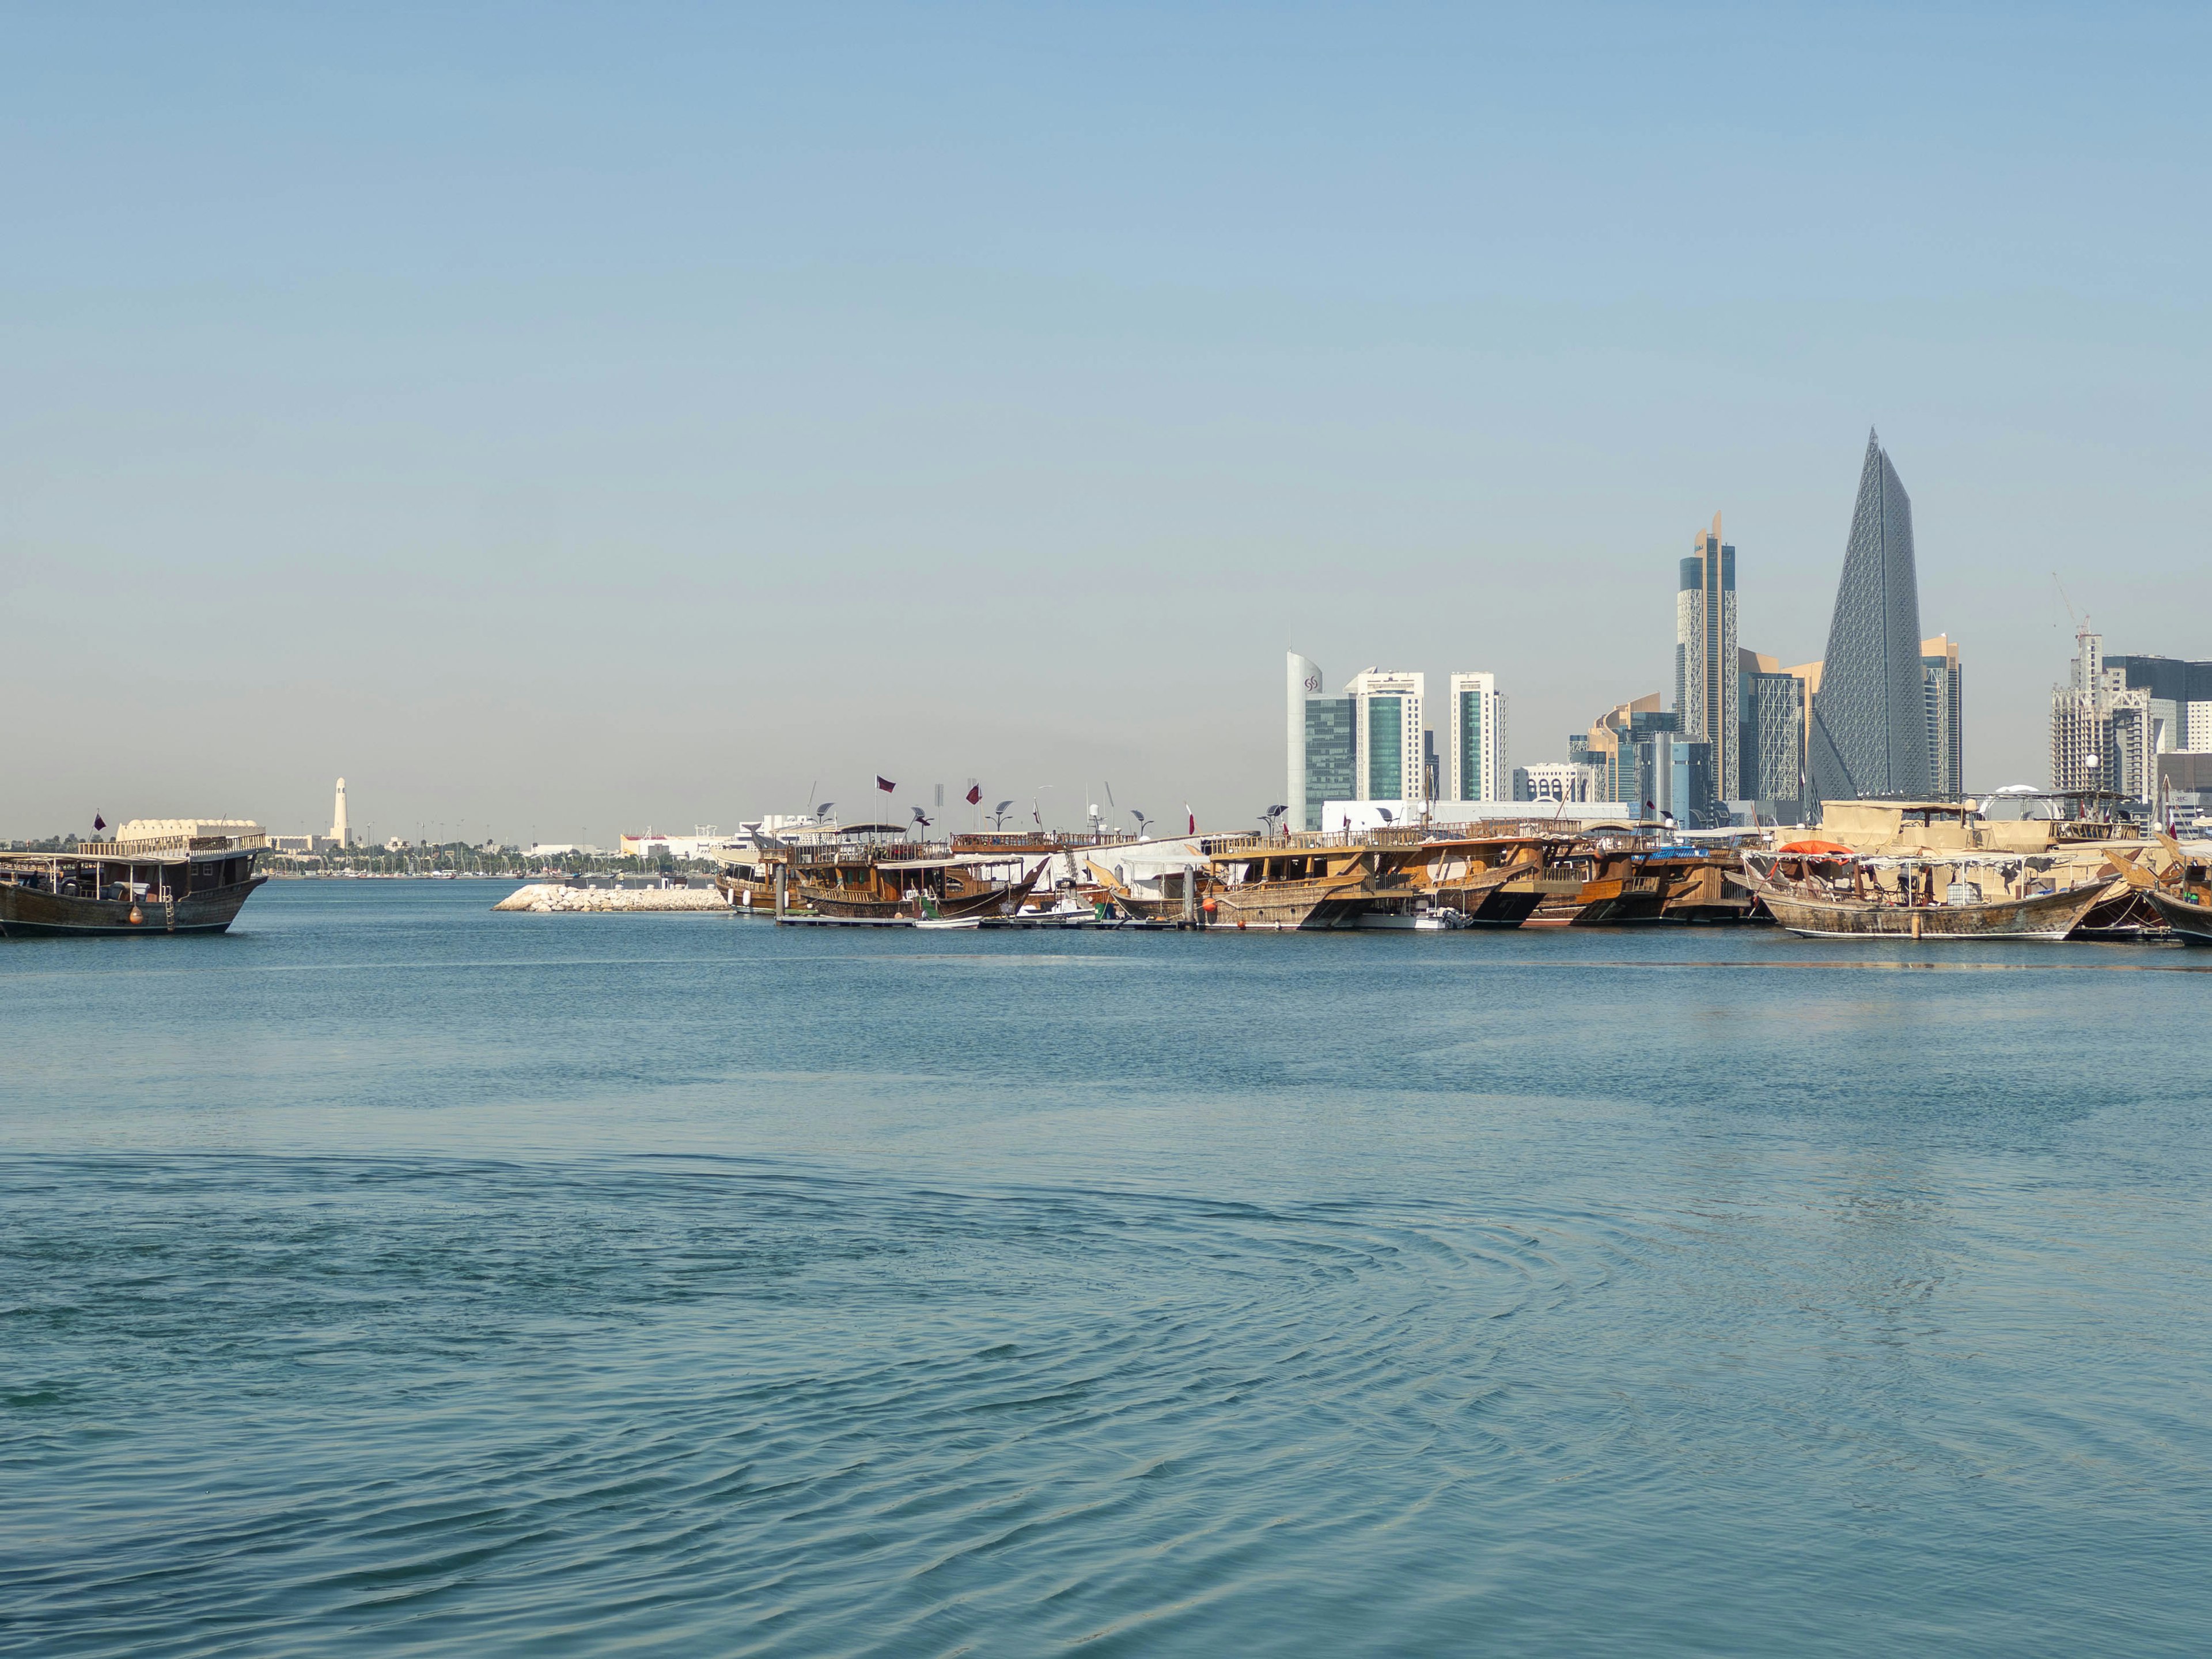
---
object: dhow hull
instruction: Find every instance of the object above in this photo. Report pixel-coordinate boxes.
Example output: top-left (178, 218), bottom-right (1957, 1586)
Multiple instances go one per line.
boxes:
top-left (0, 877), bottom-right (266, 939)
top-left (2145, 889), bottom-right (2212, 946)
top-left (1758, 881), bottom-right (2112, 941)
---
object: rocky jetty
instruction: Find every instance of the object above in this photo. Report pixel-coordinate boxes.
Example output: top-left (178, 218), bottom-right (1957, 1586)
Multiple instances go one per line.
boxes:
top-left (494, 883), bottom-right (734, 914)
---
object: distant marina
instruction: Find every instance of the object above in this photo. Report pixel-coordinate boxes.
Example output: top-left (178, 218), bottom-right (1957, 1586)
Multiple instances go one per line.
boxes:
top-left (475, 794), bottom-right (2209, 946)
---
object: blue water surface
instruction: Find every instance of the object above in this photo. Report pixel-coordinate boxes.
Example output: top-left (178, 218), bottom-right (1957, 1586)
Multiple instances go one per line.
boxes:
top-left (4, 881), bottom-right (2209, 1655)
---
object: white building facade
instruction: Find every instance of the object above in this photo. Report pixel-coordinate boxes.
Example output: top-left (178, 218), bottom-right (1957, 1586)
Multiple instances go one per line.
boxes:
top-left (1346, 669), bottom-right (1426, 805)
top-left (1512, 762), bottom-right (1604, 803)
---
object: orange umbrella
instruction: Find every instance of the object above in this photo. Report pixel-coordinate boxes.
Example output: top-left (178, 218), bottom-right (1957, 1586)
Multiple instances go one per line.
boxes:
top-left (1777, 839), bottom-right (1855, 857)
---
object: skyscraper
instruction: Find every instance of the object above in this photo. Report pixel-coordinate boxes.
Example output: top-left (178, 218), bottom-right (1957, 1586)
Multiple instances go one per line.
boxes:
top-left (1675, 513), bottom-right (1738, 801)
top-left (1287, 652), bottom-right (1355, 832)
top-left (1577, 693), bottom-right (1671, 808)
top-left (1448, 671), bottom-right (1508, 804)
top-left (1921, 635), bottom-right (1964, 800)
top-left (2054, 641), bottom-right (2212, 802)
top-left (1346, 669), bottom-right (1425, 805)
top-left (2102, 652), bottom-right (2212, 757)
top-left (1808, 431), bottom-right (1932, 805)
top-left (1738, 649), bottom-right (1807, 820)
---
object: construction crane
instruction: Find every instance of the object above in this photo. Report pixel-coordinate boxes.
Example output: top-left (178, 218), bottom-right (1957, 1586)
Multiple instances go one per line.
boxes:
top-left (2051, 573), bottom-right (2089, 635)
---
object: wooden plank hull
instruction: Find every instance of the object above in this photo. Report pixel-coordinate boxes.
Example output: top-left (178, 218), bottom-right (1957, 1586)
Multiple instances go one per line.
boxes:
top-left (1758, 881), bottom-right (2112, 941)
top-left (715, 873), bottom-right (793, 914)
top-left (1207, 877), bottom-right (1370, 930)
top-left (1569, 876), bottom-right (1671, 926)
top-left (0, 876), bottom-right (266, 938)
top-left (797, 865), bottom-right (1039, 921)
top-left (2146, 889), bottom-right (2212, 946)
top-left (1427, 865), bottom-right (1548, 928)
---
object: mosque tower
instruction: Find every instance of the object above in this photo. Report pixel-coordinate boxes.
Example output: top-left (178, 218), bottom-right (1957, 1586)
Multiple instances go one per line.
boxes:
top-left (329, 778), bottom-right (349, 846)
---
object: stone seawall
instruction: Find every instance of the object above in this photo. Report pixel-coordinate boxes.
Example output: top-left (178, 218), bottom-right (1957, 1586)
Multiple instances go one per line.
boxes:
top-left (494, 884), bottom-right (735, 914)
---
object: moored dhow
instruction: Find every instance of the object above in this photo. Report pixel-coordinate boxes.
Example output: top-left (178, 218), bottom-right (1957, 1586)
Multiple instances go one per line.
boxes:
top-left (1408, 831), bottom-right (1575, 927)
top-left (0, 820), bottom-right (270, 938)
top-left (1740, 841), bottom-right (2118, 940)
top-left (2143, 886), bottom-right (2212, 946)
top-left (790, 840), bottom-right (1043, 921)
top-left (2110, 840), bottom-right (2212, 946)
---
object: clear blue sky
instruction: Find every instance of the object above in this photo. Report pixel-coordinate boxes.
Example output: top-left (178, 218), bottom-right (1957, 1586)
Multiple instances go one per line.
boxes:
top-left (5, 2), bottom-right (2207, 839)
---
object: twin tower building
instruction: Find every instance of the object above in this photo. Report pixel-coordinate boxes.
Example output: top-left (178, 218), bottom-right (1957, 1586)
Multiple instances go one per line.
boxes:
top-left (1289, 432), bottom-right (1964, 831)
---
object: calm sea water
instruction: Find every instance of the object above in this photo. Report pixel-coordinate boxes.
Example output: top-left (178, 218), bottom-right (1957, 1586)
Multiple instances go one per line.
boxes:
top-left (5, 881), bottom-right (2210, 1655)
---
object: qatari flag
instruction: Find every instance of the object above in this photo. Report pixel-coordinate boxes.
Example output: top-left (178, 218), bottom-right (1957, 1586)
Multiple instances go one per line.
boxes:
top-left (965, 785), bottom-right (981, 806)
top-left (877, 777), bottom-right (895, 794)
top-left (93, 813), bottom-right (106, 834)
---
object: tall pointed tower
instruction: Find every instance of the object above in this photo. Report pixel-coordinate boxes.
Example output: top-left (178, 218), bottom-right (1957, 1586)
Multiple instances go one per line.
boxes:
top-left (329, 778), bottom-right (350, 846)
top-left (1808, 432), bottom-right (1931, 805)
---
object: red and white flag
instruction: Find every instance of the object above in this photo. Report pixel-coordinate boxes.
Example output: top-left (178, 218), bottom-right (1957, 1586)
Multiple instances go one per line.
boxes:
top-left (877, 776), bottom-right (895, 794)
top-left (1185, 804), bottom-right (1195, 834)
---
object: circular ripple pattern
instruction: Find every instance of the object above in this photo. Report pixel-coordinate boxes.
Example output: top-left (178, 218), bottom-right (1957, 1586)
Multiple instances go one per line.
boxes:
top-left (6, 885), bottom-right (2212, 1656)
top-left (2, 1156), bottom-right (1638, 1656)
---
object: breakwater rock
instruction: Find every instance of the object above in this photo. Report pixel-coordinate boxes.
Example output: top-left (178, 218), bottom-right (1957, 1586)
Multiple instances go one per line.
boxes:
top-left (494, 884), bottom-right (734, 914)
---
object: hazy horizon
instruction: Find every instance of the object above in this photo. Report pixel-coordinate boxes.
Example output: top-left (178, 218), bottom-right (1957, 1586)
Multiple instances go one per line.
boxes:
top-left (6, 4), bottom-right (2209, 842)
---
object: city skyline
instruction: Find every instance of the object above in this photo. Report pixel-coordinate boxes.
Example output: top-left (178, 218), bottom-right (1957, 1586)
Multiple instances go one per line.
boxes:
top-left (6, 7), bottom-right (2210, 840)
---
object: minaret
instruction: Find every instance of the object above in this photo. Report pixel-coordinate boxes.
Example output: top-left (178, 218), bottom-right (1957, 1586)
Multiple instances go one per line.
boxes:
top-left (330, 778), bottom-right (350, 846)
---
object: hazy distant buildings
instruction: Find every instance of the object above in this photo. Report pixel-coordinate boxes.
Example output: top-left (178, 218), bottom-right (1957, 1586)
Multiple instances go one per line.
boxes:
top-left (1808, 431), bottom-right (1932, 804)
top-left (1676, 513), bottom-right (1740, 801)
top-left (1573, 694), bottom-right (1672, 812)
top-left (1448, 671), bottom-right (1509, 804)
top-left (1568, 695), bottom-right (1727, 823)
top-left (2053, 634), bottom-right (2212, 802)
top-left (2103, 652), bottom-right (2212, 759)
top-left (1346, 669), bottom-right (1426, 804)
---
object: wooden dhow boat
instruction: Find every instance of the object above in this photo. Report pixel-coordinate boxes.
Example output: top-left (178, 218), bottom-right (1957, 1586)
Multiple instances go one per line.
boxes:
top-left (1406, 832), bottom-right (1576, 928)
top-left (1521, 835), bottom-right (1680, 927)
top-left (2107, 840), bottom-right (2212, 946)
top-left (1196, 835), bottom-right (1404, 930)
top-left (790, 844), bottom-right (1042, 921)
top-left (0, 820), bottom-right (270, 938)
top-left (714, 820), bottom-right (911, 915)
top-left (2144, 887), bottom-right (2212, 946)
top-left (1740, 843), bottom-right (2119, 941)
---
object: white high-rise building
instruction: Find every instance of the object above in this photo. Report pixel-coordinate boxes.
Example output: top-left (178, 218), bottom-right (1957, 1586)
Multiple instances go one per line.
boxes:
top-left (329, 778), bottom-right (350, 846)
top-left (1446, 672), bottom-right (1508, 804)
top-left (2051, 629), bottom-right (2154, 800)
top-left (1345, 669), bottom-right (1426, 805)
